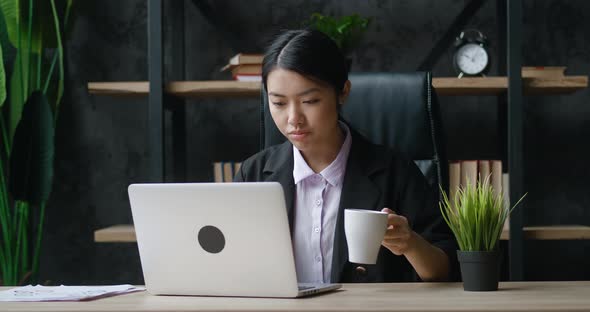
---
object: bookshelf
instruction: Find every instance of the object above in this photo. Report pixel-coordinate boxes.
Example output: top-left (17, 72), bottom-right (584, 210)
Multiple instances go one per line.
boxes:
top-left (88, 76), bottom-right (588, 98)
top-left (89, 0), bottom-right (589, 280)
top-left (89, 75), bottom-right (589, 242)
top-left (94, 224), bottom-right (590, 243)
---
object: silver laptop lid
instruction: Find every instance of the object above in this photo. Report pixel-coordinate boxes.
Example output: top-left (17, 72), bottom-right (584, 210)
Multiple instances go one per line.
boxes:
top-left (128, 182), bottom-right (301, 297)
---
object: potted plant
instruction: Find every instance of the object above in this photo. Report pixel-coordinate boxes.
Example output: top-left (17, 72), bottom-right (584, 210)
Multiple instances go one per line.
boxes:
top-left (304, 13), bottom-right (371, 71)
top-left (0, 0), bottom-right (74, 286)
top-left (439, 176), bottom-right (526, 291)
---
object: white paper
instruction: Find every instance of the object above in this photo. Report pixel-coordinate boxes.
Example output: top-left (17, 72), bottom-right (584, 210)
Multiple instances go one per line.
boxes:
top-left (0, 284), bottom-right (145, 302)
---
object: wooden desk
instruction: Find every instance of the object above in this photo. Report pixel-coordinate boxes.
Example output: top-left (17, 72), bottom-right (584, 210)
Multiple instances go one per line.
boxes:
top-left (2, 282), bottom-right (589, 312)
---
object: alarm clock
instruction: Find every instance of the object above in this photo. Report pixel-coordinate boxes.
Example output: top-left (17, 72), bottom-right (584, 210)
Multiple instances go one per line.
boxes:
top-left (453, 29), bottom-right (490, 78)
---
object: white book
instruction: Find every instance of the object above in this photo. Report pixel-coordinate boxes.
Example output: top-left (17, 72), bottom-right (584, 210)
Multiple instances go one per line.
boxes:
top-left (235, 75), bottom-right (262, 82)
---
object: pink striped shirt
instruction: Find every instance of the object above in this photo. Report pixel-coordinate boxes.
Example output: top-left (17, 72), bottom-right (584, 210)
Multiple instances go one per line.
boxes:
top-left (292, 122), bottom-right (352, 283)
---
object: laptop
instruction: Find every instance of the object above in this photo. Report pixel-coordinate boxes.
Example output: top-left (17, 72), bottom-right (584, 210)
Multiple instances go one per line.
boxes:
top-left (128, 182), bottom-right (341, 298)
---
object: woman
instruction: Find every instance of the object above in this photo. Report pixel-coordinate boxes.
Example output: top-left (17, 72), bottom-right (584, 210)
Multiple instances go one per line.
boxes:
top-left (235, 29), bottom-right (457, 283)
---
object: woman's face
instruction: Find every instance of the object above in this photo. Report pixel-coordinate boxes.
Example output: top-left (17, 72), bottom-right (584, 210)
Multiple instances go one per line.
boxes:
top-left (267, 68), bottom-right (346, 154)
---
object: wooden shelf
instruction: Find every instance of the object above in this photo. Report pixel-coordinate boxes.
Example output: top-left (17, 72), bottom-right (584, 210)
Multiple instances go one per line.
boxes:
top-left (87, 82), bottom-right (151, 97)
top-left (88, 76), bottom-right (588, 98)
top-left (434, 77), bottom-right (508, 95)
top-left (94, 224), bottom-right (590, 243)
top-left (435, 76), bottom-right (588, 95)
top-left (499, 225), bottom-right (590, 240)
top-left (88, 81), bottom-right (260, 98)
top-left (167, 81), bottom-right (261, 98)
top-left (94, 224), bottom-right (137, 243)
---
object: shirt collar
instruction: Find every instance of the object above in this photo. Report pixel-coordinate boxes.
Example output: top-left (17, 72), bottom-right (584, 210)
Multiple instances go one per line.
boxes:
top-left (293, 121), bottom-right (352, 186)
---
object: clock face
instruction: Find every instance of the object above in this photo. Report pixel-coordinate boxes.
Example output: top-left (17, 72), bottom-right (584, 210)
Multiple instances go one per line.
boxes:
top-left (455, 43), bottom-right (489, 75)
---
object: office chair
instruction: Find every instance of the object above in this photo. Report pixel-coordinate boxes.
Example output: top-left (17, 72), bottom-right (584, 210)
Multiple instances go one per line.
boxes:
top-left (259, 72), bottom-right (448, 198)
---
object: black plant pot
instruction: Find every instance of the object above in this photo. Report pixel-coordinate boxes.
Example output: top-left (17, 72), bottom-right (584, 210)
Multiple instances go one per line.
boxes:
top-left (457, 250), bottom-right (500, 291)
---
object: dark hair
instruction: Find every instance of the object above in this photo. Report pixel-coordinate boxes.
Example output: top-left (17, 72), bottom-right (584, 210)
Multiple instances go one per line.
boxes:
top-left (262, 29), bottom-right (348, 96)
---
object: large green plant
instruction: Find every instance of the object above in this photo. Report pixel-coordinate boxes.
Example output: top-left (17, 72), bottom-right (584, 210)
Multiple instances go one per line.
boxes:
top-left (305, 13), bottom-right (370, 55)
top-left (439, 176), bottom-right (526, 252)
top-left (0, 0), bottom-right (73, 286)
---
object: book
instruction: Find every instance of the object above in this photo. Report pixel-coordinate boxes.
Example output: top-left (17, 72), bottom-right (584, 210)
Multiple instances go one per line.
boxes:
top-left (228, 53), bottom-right (264, 65)
top-left (221, 53), bottom-right (264, 71)
top-left (478, 160), bottom-right (490, 181)
top-left (231, 64), bottom-right (262, 81)
top-left (223, 162), bottom-right (235, 182)
top-left (233, 162), bottom-right (242, 174)
top-left (522, 66), bottom-right (566, 78)
top-left (213, 161), bottom-right (243, 182)
top-left (448, 161), bottom-right (461, 208)
top-left (231, 64), bottom-right (262, 76)
top-left (491, 160), bottom-right (503, 199)
top-left (213, 162), bottom-right (223, 183)
top-left (450, 159), bottom-right (503, 198)
top-left (460, 160), bottom-right (478, 188)
top-left (234, 75), bottom-right (262, 82)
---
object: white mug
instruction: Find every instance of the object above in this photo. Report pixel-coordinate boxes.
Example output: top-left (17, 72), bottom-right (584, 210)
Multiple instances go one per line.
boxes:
top-left (344, 209), bottom-right (389, 264)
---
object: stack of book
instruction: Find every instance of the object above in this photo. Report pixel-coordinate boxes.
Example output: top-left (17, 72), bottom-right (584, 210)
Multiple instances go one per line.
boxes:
top-left (449, 160), bottom-right (510, 230)
top-left (222, 53), bottom-right (263, 81)
top-left (213, 162), bottom-right (242, 183)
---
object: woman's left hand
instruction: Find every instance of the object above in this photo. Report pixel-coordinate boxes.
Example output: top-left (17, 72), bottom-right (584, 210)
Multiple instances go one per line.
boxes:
top-left (381, 208), bottom-right (416, 256)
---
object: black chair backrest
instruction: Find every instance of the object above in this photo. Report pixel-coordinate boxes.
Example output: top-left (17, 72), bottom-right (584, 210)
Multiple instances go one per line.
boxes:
top-left (260, 72), bottom-right (448, 196)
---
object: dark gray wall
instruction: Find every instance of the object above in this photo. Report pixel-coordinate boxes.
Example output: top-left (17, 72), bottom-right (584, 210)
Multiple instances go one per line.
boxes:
top-left (40, 0), bottom-right (589, 284)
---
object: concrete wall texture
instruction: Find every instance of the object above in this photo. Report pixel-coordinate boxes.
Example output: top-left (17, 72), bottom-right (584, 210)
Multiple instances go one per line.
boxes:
top-left (38, 0), bottom-right (589, 284)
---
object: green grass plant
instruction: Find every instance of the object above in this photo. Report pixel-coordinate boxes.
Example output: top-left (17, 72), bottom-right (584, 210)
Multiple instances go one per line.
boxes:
top-left (439, 175), bottom-right (526, 251)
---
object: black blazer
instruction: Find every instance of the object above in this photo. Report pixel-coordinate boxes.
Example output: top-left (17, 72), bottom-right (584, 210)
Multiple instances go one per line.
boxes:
top-left (235, 129), bottom-right (458, 283)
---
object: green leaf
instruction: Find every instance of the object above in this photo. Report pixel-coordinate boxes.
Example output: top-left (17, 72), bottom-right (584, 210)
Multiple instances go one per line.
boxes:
top-left (44, 0), bottom-right (75, 49)
top-left (305, 13), bottom-right (370, 55)
top-left (8, 49), bottom-right (38, 139)
top-left (0, 39), bottom-right (5, 107)
top-left (0, 0), bottom-right (42, 53)
top-left (0, 1), bottom-right (19, 45)
top-left (8, 91), bottom-right (54, 204)
top-left (0, 4), bottom-right (16, 77)
top-left (1, 0), bottom-right (73, 53)
top-left (49, 0), bottom-right (63, 110)
top-left (29, 0), bottom-right (64, 50)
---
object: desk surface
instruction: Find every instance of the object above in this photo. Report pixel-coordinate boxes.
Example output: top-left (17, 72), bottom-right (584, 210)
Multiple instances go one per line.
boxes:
top-left (2, 281), bottom-right (590, 312)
